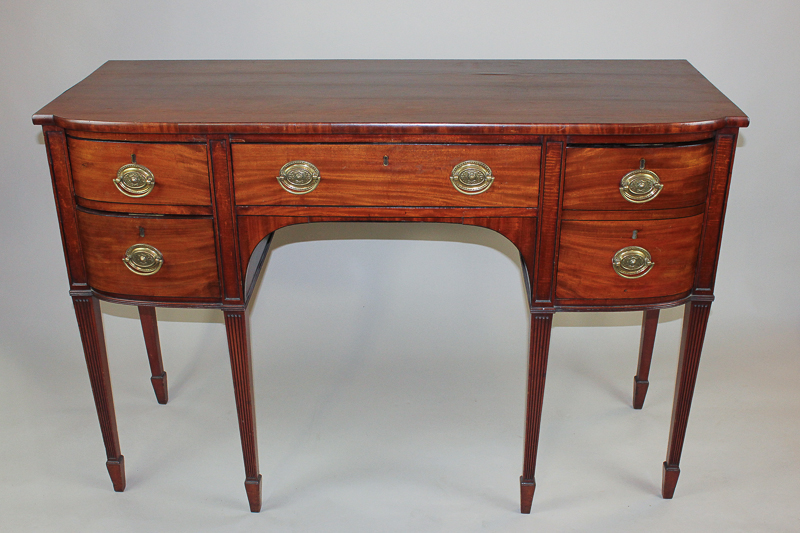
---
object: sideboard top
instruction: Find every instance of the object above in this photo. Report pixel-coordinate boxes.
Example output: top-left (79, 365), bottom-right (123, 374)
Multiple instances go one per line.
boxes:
top-left (33, 60), bottom-right (748, 135)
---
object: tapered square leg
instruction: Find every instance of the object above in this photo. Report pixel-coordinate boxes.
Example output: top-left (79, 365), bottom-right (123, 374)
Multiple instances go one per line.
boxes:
top-left (224, 309), bottom-right (262, 512)
top-left (72, 295), bottom-right (126, 492)
top-left (138, 306), bottom-right (168, 404)
top-left (633, 309), bottom-right (659, 409)
top-left (245, 475), bottom-right (263, 513)
top-left (662, 300), bottom-right (711, 499)
top-left (520, 477), bottom-right (536, 514)
top-left (520, 312), bottom-right (553, 514)
top-left (661, 462), bottom-right (680, 499)
top-left (106, 456), bottom-right (126, 492)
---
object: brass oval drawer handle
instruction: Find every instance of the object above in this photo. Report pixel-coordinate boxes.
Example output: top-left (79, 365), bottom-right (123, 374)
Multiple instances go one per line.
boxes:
top-left (115, 163), bottom-right (155, 197)
top-left (277, 161), bottom-right (321, 194)
top-left (123, 244), bottom-right (164, 276)
top-left (612, 246), bottom-right (654, 279)
top-left (619, 161), bottom-right (663, 203)
top-left (450, 160), bottom-right (494, 195)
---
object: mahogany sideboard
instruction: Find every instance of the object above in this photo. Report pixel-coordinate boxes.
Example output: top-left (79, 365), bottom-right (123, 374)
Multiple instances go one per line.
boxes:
top-left (33, 60), bottom-right (748, 513)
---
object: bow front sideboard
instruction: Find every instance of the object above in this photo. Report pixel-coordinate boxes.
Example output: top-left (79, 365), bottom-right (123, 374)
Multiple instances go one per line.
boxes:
top-left (33, 60), bottom-right (748, 513)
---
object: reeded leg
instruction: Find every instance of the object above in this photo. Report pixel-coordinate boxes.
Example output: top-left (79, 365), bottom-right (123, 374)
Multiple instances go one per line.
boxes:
top-left (520, 312), bottom-right (554, 514)
top-left (138, 306), bottom-right (168, 404)
top-left (72, 295), bottom-right (126, 492)
top-left (633, 309), bottom-right (659, 409)
top-left (224, 309), bottom-right (262, 512)
top-left (662, 300), bottom-right (712, 499)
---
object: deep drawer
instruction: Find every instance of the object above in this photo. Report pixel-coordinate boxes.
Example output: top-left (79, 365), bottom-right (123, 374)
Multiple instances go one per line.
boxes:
top-left (76, 211), bottom-right (220, 298)
top-left (563, 143), bottom-right (713, 210)
top-left (555, 214), bottom-right (704, 301)
top-left (68, 138), bottom-right (211, 206)
top-left (232, 144), bottom-right (540, 207)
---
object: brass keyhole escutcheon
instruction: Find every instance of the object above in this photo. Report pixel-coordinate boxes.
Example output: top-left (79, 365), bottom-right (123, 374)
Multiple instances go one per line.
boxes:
top-left (450, 160), bottom-right (494, 195)
top-left (277, 161), bottom-right (321, 194)
top-left (123, 244), bottom-right (164, 276)
top-left (612, 246), bottom-right (654, 279)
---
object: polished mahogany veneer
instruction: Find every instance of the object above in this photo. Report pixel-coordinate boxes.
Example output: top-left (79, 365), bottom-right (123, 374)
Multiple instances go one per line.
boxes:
top-left (562, 143), bottom-right (713, 211)
top-left (68, 138), bottom-right (211, 206)
top-left (556, 214), bottom-right (705, 300)
top-left (232, 143), bottom-right (541, 207)
top-left (34, 60), bottom-right (747, 513)
top-left (76, 211), bottom-right (220, 299)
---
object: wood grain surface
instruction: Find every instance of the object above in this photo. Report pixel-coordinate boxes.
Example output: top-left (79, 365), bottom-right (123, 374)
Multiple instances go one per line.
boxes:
top-left (68, 137), bottom-right (211, 206)
top-left (555, 214), bottom-right (704, 301)
top-left (76, 210), bottom-right (220, 298)
top-left (232, 143), bottom-right (540, 207)
top-left (33, 60), bottom-right (748, 135)
top-left (563, 142), bottom-right (713, 210)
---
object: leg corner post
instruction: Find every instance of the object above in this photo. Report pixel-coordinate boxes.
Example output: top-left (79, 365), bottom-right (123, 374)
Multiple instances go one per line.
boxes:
top-left (72, 295), bottom-right (126, 493)
top-left (633, 309), bottom-right (659, 409)
top-left (662, 300), bottom-right (711, 499)
top-left (224, 309), bottom-right (262, 513)
top-left (138, 306), bottom-right (169, 405)
top-left (520, 311), bottom-right (553, 514)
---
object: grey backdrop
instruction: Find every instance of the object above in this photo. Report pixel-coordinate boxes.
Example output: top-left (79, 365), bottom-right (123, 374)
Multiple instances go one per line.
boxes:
top-left (1, 1), bottom-right (798, 531)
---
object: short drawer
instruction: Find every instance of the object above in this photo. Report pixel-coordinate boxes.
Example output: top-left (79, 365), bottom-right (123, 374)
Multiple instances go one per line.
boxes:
top-left (76, 211), bottom-right (220, 299)
top-left (232, 144), bottom-right (540, 207)
top-left (68, 138), bottom-right (211, 206)
top-left (555, 214), bottom-right (703, 301)
top-left (563, 143), bottom-right (713, 210)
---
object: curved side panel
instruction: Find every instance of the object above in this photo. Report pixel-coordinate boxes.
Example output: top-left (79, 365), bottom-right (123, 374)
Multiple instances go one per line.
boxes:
top-left (237, 215), bottom-right (537, 301)
top-left (237, 216), bottom-right (309, 279)
top-left (462, 217), bottom-right (537, 303)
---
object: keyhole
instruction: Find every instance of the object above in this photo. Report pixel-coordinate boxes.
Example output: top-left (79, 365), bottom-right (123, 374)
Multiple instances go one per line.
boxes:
top-left (383, 155), bottom-right (389, 166)
top-left (632, 230), bottom-right (638, 239)
top-left (132, 154), bottom-right (137, 164)
top-left (139, 227), bottom-right (145, 238)
top-left (639, 158), bottom-right (646, 170)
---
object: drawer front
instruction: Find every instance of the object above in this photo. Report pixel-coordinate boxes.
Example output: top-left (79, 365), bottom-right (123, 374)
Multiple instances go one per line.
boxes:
top-left (563, 143), bottom-right (713, 210)
top-left (232, 144), bottom-right (540, 207)
top-left (556, 214), bottom-right (703, 301)
top-left (77, 211), bottom-right (220, 298)
top-left (68, 138), bottom-right (211, 205)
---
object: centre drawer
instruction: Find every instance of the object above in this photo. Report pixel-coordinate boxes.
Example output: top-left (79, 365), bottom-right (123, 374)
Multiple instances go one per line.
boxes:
top-left (67, 138), bottom-right (211, 206)
top-left (76, 211), bottom-right (220, 299)
top-left (231, 144), bottom-right (540, 207)
top-left (555, 214), bottom-right (704, 302)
